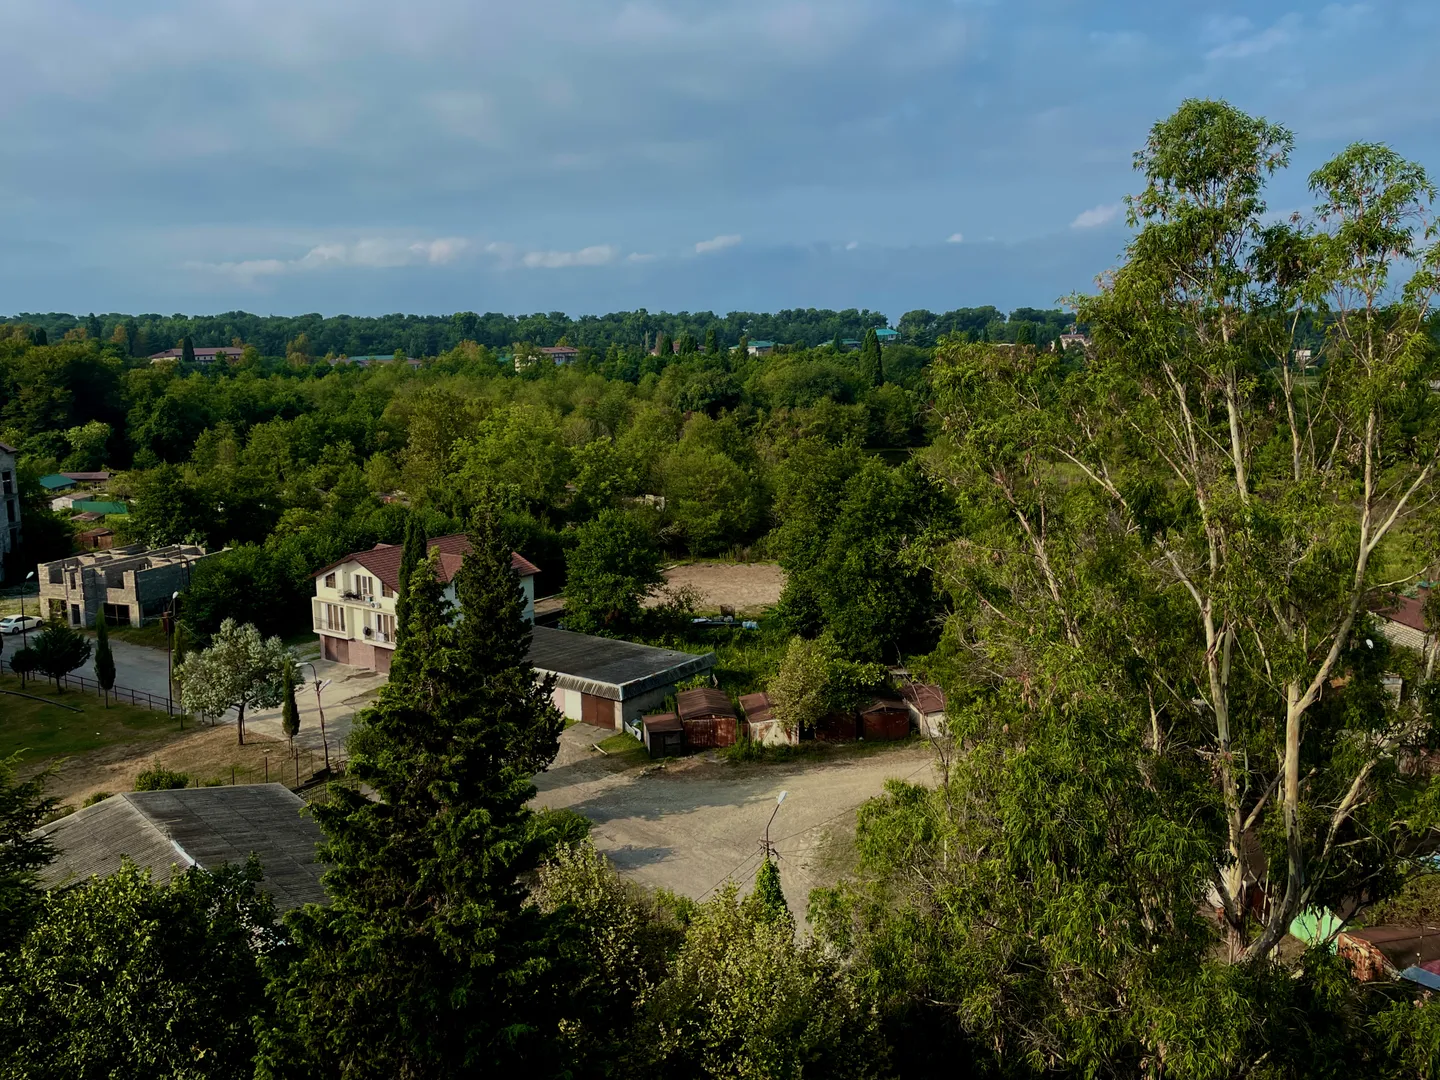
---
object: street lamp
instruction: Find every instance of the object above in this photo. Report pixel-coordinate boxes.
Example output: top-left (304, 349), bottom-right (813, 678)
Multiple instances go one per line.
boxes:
top-left (299, 660), bottom-right (332, 773)
top-left (764, 790), bottom-right (788, 855)
top-left (166, 591), bottom-right (179, 717)
top-left (19, 570), bottom-right (34, 650)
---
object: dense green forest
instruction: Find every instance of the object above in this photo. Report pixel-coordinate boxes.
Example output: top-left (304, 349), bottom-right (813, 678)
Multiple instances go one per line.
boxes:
top-left (0, 304), bottom-right (1077, 360)
top-left (5, 100), bottom-right (1440, 1078)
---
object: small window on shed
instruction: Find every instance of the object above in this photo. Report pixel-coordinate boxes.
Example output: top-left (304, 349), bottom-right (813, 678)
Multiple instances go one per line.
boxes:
top-left (324, 572), bottom-right (336, 589)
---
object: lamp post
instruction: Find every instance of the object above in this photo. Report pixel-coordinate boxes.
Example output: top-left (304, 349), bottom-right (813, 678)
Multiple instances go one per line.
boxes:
top-left (166, 590), bottom-right (179, 716)
top-left (763, 790), bottom-right (788, 857)
top-left (299, 660), bottom-right (332, 773)
top-left (19, 570), bottom-right (35, 650)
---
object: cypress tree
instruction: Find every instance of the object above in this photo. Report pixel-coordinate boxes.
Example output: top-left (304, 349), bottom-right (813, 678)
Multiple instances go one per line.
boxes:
top-left (281, 659), bottom-right (300, 755)
top-left (859, 327), bottom-right (883, 387)
top-left (655, 331), bottom-right (673, 359)
top-left (831, 332), bottom-right (843, 352)
top-left (180, 334), bottom-right (196, 365)
top-left (393, 513), bottom-right (428, 647)
top-left (265, 522), bottom-right (567, 1075)
top-left (704, 327), bottom-right (718, 356)
top-left (94, 608), bottom-right (115, 707)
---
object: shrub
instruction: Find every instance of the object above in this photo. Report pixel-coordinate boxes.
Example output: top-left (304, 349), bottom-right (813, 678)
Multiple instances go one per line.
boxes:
top-left (134, 767), bottom-right (189, 792)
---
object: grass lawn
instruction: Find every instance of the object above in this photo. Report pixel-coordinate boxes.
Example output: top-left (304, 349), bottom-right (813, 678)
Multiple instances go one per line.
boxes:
top-left (0, 675), bottom-right (178, 763)
top-left (596, 732), bottom-right (652, 769)
top-left (92, 622), bottom-right (171, 649)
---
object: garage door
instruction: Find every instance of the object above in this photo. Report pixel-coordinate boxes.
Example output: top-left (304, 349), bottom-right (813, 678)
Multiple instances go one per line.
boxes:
top-left (580, 693), bottom-right (611, 727)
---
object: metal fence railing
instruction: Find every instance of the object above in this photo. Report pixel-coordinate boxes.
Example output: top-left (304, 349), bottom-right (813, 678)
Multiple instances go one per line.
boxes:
top-left (1, 654), bottom-right (177, 714)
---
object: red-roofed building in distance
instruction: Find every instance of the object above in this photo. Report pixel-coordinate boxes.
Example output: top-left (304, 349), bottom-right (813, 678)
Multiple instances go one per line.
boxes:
top-left (311, 534), bottom-right (540, 673)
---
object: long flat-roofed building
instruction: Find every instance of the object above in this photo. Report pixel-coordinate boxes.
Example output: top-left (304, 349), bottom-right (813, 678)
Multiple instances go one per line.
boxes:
top-left (35, 785), bottom-right (327, 912)
top-left (527, 625), bottom-right (716, 731)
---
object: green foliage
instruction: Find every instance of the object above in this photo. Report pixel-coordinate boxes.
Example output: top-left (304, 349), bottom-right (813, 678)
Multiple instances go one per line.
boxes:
top-left (280, 659), bottom-right (300, 746)
top-left (0, 859), bottom-right (278, 1080)
top-left (183, 544), bottom-right (295, 640)
top-left (29, 622), bottom-right (92, 692)
top-left (262, 517), bottom-right (566, 1077)
top-left (858, 327), bottom-right (883, 387)
top-left (751, 857), bottom-right (790, 924)
top-left (92, 608), bottom-right (115, 694)
top-left (174, 618), bottom-right (289, 744)
top-left (563, 508), bottom-right (664, 633)
top-left (769, 634), bottom-right (887, 735)
top-left (0, 754), bottom-right (59, 952)
top-left (133, 766), bottom-right (190, 791)
top-left (392, 511), bottom-right (427, 647)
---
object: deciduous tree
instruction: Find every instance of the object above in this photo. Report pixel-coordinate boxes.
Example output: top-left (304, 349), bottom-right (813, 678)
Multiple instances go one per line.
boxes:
top-left (175, 618), bottom-right (289, 744)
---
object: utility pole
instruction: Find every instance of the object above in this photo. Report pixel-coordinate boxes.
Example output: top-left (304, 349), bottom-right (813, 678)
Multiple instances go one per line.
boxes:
top-left (301, 661), bottom-right (332, 773)
top-left (763, 790), bottom-right (788, 860)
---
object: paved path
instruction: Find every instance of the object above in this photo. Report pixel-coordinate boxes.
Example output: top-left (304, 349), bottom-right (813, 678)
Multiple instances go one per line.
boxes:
top-left (534, 725), bottom-right (937, 921)
top-left (105, 639), bottom-right (385, 756)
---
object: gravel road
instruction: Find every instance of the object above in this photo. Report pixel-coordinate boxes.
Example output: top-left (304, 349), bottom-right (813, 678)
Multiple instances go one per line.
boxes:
top-left (533, 723), bottom-right (937, 920)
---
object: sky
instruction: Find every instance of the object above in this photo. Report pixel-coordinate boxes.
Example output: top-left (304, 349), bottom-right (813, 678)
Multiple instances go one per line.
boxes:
top-left (2, 0), bottom-right (1438, 320)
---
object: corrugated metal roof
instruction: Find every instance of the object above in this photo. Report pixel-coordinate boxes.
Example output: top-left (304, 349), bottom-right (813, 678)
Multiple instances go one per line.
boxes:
top-left (859, 697), bottom-right (907, 715)
top-left (739, 692), bottom-right (773, 724)
top-left (38, 474), bottom-right (76, 490)
top-left (677, 687), bottom-right (735, 720)
top-left (642, 712), bottom-right (682, 733)
top-left (36, 785), bottom-right (328, 911)
top-left (899, 683), bottom-right (946, 715)
top-left (527, 626), bottom-right (715, 701)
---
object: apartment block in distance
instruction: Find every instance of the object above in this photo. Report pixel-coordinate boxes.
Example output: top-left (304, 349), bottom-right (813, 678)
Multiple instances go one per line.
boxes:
top-left (38, 543), bottom-right (210, 628)
top-left (0, 441), bottom-right (20, 574)
top-left (312, 534), bottom-right (539, 674)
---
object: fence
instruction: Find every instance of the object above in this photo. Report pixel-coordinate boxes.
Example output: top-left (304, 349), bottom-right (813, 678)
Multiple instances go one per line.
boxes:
top-left (1, 654), bottom-right (178, 715)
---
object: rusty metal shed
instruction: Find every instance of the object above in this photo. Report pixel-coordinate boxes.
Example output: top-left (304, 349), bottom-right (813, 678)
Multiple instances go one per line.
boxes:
top-left (676, 686), bottom-right (738, 749)
top-left (859, 697), bottom-right (912, 741)
top-left (642, 712), bottom-right (685, 757)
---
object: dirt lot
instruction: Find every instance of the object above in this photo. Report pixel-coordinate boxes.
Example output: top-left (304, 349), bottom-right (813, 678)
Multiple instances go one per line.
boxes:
top-left (35, 725), bottom-right (321, 809)
top-left (650, 562), bottom-right (786, 615)
top-left (533, 723), bottom-right (936, 921)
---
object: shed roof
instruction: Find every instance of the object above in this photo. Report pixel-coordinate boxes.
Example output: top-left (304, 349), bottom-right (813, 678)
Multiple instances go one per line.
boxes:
top-left (1375, 587), bottom-right (1434, 633)
top-left (642, 712), bottom-right (683, 733)
top-left (313, 533), bottom-right (540, 589)
top-left (38, 474), bottom-right (76, 490)
top-left (739, 691), bottom-right (773, 724)
top-left (36, 785), bottom-right (327, 911)
top-left (70, 500), bottom-right (127, 515)
top-left (859, 697), bottom-right (907, 715)
top-left (899, 683), bottom-right (946, 715)
top-left (61, 470), bottom-right (112, 482)
top-left (527, 626), bottom-right (715, 701)
top-left (0, 440), bottom-right (16, 454)
top-left (677, 686), bottom-right (736, 721)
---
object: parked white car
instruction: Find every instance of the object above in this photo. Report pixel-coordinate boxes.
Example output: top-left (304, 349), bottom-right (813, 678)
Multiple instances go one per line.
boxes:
top-left (0, 614), bottom-right (43, 635)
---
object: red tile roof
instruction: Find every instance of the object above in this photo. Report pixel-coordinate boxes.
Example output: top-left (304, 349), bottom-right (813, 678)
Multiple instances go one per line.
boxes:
top-left (313, 533), bottom-right (540, 589)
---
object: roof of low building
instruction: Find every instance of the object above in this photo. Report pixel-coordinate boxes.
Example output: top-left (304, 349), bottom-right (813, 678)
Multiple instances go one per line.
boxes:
top-left (313, 534), bottom-right (541, 589)
top-left (1375, 586), bottom-right (1434, 633)
top-left (70, 500), bottom-right (127, 515)
top-left (642, 712), bottom-right (683, 733)
top-left (148, 347), bottom-right (243, 360)
top-left (859, 697), bottom-right (907, 715)
top-left (528, 626), bottom-right (716, 701)
top-left (0, 440), bottom-right (16, 454)
top-left (35, 784), bottom-right (327, 911)
top-left (874, 327), bottom-right (899, 337)
top-left (899, 683), bottom-right (947, 715)
top-left (677, 686), bottom-right (736, 721)
top-left (747, 340), bottom-right (776, 348)
top-left (739, 691), bottom-right (773, 724)
top-left (38, 473), bottom-right (76, 490)
top-left (61, 470), bottom-right (111, 482)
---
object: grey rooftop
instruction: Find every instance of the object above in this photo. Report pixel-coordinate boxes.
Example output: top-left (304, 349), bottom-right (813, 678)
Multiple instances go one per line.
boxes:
top-left (527, 625), bottom-right (715, 701)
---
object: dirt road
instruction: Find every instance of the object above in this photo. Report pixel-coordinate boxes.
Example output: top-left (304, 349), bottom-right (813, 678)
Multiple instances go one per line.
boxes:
top-left (533, 724), bottom-right (936, 920)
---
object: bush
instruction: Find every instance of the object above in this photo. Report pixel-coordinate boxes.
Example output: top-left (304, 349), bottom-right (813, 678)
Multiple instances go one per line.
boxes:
top-left (134, 767), bottom-right (189, 792)
top-left (81, 791), bottom-right (112, 807)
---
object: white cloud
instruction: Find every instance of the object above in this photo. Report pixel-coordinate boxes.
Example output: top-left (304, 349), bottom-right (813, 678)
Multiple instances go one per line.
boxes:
top-left (1204, 13), bottom-right (1302, 60)
top-left (1070, 203), bottom-right (1120, 229)
top-left (695, 233), bottom-right (742, 254)
top-left (192, 236), bottom-right (471, 280)
top-left (520, 244), bottom-right (617, 268)
top-left (845, 240), bottom-right (858, 250)
top-left (946, 232), bottom-right (964, 243)
top-left (626, 251), bottom-right (658, 262)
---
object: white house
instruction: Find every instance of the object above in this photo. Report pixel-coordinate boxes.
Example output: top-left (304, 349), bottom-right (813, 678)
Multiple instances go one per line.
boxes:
top-left (311, 534), bottom-right (539, 674)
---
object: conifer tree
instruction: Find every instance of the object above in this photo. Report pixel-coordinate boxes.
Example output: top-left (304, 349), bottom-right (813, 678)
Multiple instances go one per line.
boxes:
top-left (752, 857), bottom-right (790, 924)
top-left (392, 512), bottom-right (427, 648)
top-left (280, 659), bottom-right (300, 756)
top-left (704, 326), bottom-right (718, 356)
top-left (859, 327), bottom-right (883, 387)
top-left (94, 608), bottom-right (115, 707)
top-left (655, 331), bottom-right (673, 359)
top-left (180, 334), bottom-right (195, 365)
top-left (265, 519), bottom-right (566, 1076)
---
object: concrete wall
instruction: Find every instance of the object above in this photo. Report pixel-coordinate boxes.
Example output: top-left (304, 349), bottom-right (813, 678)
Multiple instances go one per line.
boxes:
top-left (0, 448), bottom-right (20, 572)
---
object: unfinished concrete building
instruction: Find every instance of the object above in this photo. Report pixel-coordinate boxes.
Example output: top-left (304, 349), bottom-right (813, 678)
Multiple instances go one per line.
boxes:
top-left (37, 543), bottom-right (211, 628)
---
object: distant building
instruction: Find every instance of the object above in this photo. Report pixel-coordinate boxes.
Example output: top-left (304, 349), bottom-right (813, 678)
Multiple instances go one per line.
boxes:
top-left (38, 543), bottom-right (210, 628)
top-left (1058, 331), bottom-right (1091, 352)
top-left (0, 441), bottom-right (20, 572)
top-left (38, 474), bottom-right (76, 492)
top-left (746, 340), bottom-right (776, 356)
top-left (148, 346), bottom-right (244, 364)
top-left (1373, 585), bottom-right (1437, 680)
top-left (36, 785), bottom-right (328, 912)
top-left (874, 327), bottom-right (899, 345)
top-left (312, 534), bottom-right (539, 674)
top-left (331, 354), bottom-right (422, 370)
top-left (539, 346), bottom-right (580, 364)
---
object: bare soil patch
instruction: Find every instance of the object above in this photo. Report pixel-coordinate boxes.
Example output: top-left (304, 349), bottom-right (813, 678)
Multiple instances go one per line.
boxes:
top-left (650, 562), bottom-right (786, 615)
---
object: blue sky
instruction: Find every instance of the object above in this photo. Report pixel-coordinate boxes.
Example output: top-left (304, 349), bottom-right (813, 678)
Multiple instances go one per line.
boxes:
top-left (2, 0), bottom-right (1437, 320)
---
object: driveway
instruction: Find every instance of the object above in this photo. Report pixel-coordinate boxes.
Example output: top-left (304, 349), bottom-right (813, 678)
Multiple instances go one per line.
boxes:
top-left (534, 724), bottom-right (937, 921)
top-left (104, 639), bottom-right (385, 757)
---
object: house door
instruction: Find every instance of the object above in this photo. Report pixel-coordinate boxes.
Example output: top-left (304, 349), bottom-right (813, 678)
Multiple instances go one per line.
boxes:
top-left (70, 603), bottom-right (81, 625)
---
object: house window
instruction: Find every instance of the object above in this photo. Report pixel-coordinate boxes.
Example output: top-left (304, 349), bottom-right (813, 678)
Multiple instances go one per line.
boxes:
top-left (376, 613), bottom-right (396, 643)
top-left (324, 572), bottom-right (336, 589)
top-left (103, 603), bottom-right (130, 626)
top-left (381, 581), bottom-right (393, 598)
top-left (354, 574), bottom-right (374, 598)
top-left (323, 603), bottom-right (346, 632)
top-left (1, 470), bottom-right (12, 495)
top-left (49, 566), bottom-right (63, 585)
top-left (48, 599), bottom-right (64, 621)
